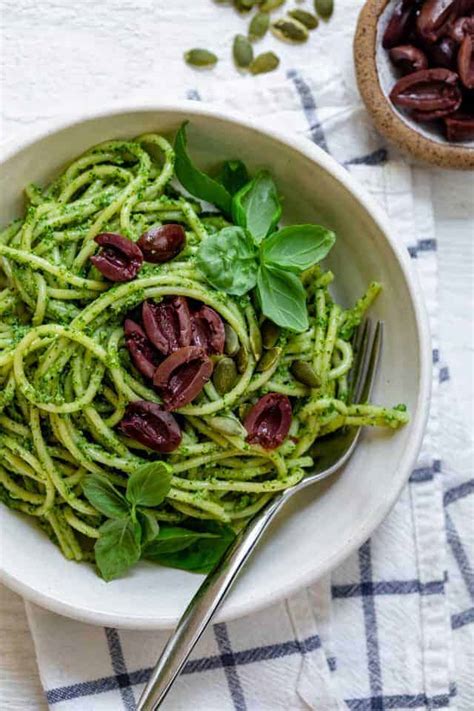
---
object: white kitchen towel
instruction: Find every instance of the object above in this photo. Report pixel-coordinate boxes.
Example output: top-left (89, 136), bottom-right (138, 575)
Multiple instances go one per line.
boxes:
top-left (2, 0), bottom-right (471, 708)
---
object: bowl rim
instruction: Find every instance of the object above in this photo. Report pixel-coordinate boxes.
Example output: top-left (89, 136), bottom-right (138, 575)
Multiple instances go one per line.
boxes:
top-left (0, 100), bottom-right (432, 629)
top-left (354, 0), bottom-right (474, 170)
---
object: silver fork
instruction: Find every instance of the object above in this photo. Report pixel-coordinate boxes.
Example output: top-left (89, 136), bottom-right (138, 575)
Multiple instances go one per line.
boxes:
top-left (137, 320), bottom-right (383, 711)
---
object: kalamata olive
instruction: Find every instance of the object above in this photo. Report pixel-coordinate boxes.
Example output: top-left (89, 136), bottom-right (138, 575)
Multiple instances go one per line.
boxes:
top-left (383, 0), bottom-right (418, 49)
top-left (137, 224), bottom-right (186, 264)
top-left (389, 44), bottom-right (429, 73)
top-left (417, 0), bottom-right (458, 43)
top-left (444, 110), bottom-right (474, 138)
top-left (142, 297), bottom-right (192, 356)
top-left (449, 16), bottom-right (474, 43)
top-left (124, 319), bottom-right (160, 380)
top-left (118, 400), bottom-right (181, 453)
top-left (428, 36), bottom-right (458, 68)
top-left (153, 346), bottom-right (213, 410)
top-left (458, 33), bottom-right (474, 87)
top-left (390, 68), bottom-right (462, 114)
top-left (191, 305), bottom-right (225, 355)
top-left (244, 393), bottom-right (292, 450)
top-left (90, 233), bottom-right (143, 282)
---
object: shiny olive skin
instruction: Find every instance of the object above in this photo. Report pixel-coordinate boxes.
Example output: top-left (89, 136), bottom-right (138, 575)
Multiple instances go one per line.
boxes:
top-left (90, 233), bottom-right (143, 282)
top-left (137, 224), bottom-right (186, 264)
top-left (124, 319), bottom-right (160, 380)
top-left (458, 33), bottom-right (474, 88)
top-left (244, 392), bottom-right (292, 450)
top-left (118, 400), bottom-right (182, 453)
top-left (389, 44), bottom-right (429, 73)
top-left (382, 0), bottom-right (418, 49)
top-left (390, 68), bottom-right (462, 115)
top-left (444, 111), bottom-right (474, 139)
top-left (153, 346), bottom-right (213, 410)
top-left (191, 305), bottom-right (225, 355)
top-left (142, 297), bottom-right (192, 356)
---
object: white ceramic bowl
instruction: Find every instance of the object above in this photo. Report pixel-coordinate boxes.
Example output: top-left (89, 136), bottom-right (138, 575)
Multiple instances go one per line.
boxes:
top-left (0, 102), bottom-right (431, 629)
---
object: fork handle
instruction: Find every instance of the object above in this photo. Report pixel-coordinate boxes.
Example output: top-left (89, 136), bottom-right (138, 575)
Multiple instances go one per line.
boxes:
top-left (137, 491), bottom-right (286, 711)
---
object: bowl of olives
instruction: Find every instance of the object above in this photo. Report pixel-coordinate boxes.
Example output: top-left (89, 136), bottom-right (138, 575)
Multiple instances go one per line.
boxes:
top-left (354, 0), bottom-right (474, 168)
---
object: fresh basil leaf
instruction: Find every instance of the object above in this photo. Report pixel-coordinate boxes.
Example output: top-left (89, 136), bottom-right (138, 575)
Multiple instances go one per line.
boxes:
top-left (144, 521), bottom-right (235, 574)
top-left (82, 475), bottom-right (130, 519)
top-left (137, 511), bottom-right (160, 545)
top-left (262, 225), bottom-right (336, 273)
top-left (126, 462), bottom-right (172, 508)
top-left (196, 226), bottom-right (258, 296)
top-left (232, 170), bottom-right (281, 244)
top-left (94, 518), bottom-right (141, 581)
top-left (218, 160), bottom-right (249, 195)
top-left (143, 525), bottom-right (219, 555)
top-left (256, 264), bottom-right (309, 333)
top-left (174, 122), bottom-right (232, 214)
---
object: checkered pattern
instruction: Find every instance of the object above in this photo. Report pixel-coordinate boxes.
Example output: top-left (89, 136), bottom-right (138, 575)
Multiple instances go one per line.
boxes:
top-left (4, 0), bottom-right (471, 708)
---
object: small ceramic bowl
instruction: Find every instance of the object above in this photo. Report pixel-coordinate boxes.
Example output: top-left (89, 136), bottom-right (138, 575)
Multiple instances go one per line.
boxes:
top-left (354, 0), bottom-right (474, 169)
top-left (0, 102), bottom-right (431, 629)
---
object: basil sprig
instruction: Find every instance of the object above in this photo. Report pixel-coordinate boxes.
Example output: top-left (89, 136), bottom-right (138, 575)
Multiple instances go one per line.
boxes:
top-left (198, 220), bottom-right (335, 333)
top-left (174, 121), bottom-right (336, 334)
top-left (82, 461), bottom-right (172, 581)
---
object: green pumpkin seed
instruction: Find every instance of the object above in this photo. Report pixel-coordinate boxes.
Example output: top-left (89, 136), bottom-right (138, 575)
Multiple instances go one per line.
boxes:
top-left (233, 34), bottom-right (254, 67)
top-left (290, 360), bottom-right (321, 387)
top-left (249, 11), bottom-right (270, 40)
top-left (261, 319), bottom-right (280, 349)
top-left (256, 346), bottom-right (282, 372)
top-left (271, 17), bottom-right (309, 42)
top-left (248, 321), bottom-right (262, 361)
top-left (236, 346), bottom-right (249, 373)
top-left (213, 357), bottom-right (238, 394)
top-left (259, 0), bottom-right (285, 11)
top-left (249, 51), bottom-right (280, 74)
top-left (314, 0), bottom-right (333, 20)
top-left (224, 324), bottom-right (240, 356)
top-left (184, 49), bottom-right (218, 67)
top-left (206, 415), bottom-right (247, 438)
top-left (234, 0), bottom-right (255, 10)
top-left (288, 9), bottom-right (319, 29)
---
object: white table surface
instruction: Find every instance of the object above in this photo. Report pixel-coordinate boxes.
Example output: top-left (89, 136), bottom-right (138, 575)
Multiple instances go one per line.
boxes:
top-left (1, 1), bottom-right (473, 708)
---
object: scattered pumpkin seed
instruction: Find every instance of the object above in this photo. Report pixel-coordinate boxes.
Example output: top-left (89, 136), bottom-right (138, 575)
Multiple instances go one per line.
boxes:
top-left (236, 345), bottom-right (249, 373)
top-left (234, 0), bottom-right (256, 11)
top-left (290, 360), bottom-right (321, 387)
top-left (213, 357), bottom-right (238, 394)
top-left (256, 346), bottom-right (282, 372)
top-left (314, 0), bottom-right (333, 20)
top-left (233, 34), bottom-right (254, 67)
top-left (249, 11), bottom-right (270, 40)
top-left (259, 0), bottom-right (285, 11)
top-left (206, 415), bottom-right (247, 437)
top-left (271, 17), bottom-right (309, 43)
top-left (249, 51), bottom-right (280, 74)
top-left (261, 319), bottom-right (280, 349)
top-left (184, 48), bottom-right (218, 67)
top-left (224, 324), bottom-right (240, 356)
top-left (288, 9), bottom-right (319, 29)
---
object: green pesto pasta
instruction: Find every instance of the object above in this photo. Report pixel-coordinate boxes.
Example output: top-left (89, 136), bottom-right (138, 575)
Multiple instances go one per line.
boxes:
top-left (0, 131), bottom-right (409, 578)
